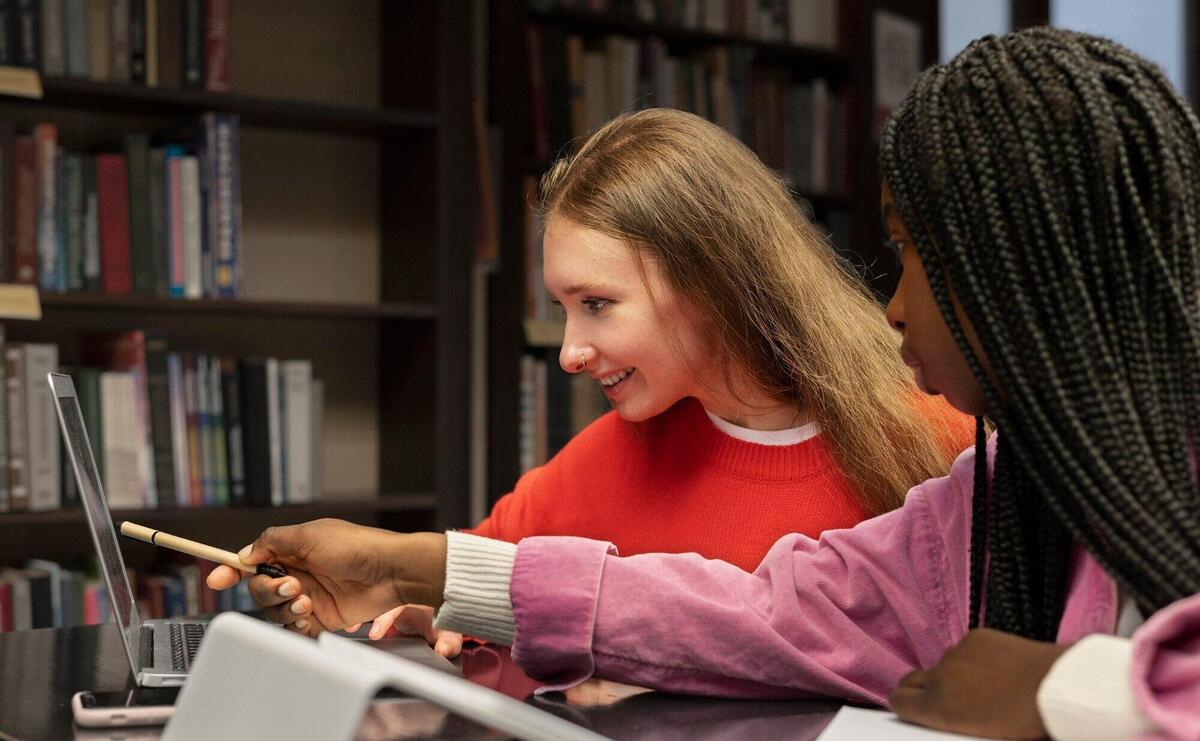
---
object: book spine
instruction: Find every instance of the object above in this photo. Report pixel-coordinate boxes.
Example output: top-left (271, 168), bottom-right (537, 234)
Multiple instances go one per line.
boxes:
top-left (194, 352), bottom-right (212, 506)
top-left (124, 133), bottom-right (152, 294)
top-left (109, 0), bottom-right (127, 81)
top-left (154, 0), bottom-right (177, 87)
top-left (63, 152), bottom-right (84, 290)
top-left (0, 581), bottom-right (11, 632)
top-left (142, 0), bottom-right (154, 85)
top-left (96, 153), bottom-right (131, 294)
top-left (310, 378), bottom-right (322, 500)
top-left (202, 0), bottom-right (226, 91)
top-left (0, 121), bottom-right (14, 284)
top-left (85, 0), bottom-right (107, 81)
top-left (219, 356), bottom-right (244, 506)
top-left (60, 386), bottom-right (78, 508)
top-left (207, 354), bottom-right (227, 506)
top-left (5, 345), bottom-right (26, 511)
top-left (179, 154), bottom-right (200, 298)
top-left (147, 147), bottom-right (168, 295)
top-left (238, 357), bottom-right (270, 507)
top-left (63, 0), bottom-right (85, 76)
top-left (24, 342), bottom-right (60, 512)
top-left (16, 0), bottom-right (40, 69)
top-left (81, 154), bottom-right (99, 291)
top-left (181, 354), bottom-right (201, 506)
top-left (0, 328), bottom-right (7, 513)
top-left (266, 357), bottom-right (282, 506)
top-left (11, 136), bottom-right (34, 284)
top-left (144, 330), bottom-right (174, 509)
top-left (210, 114), bottom-right (239, 298)
top-left (34, 123), bottom-right (59, 292)
top-left (281, 360), bottom-right (311, 504)
top-left (0, 1), bottom-right (17, 67)
top-left (165, 148), bottom-right (184, 296)
top-left (39, 0), bottom-right (64, 75)
top-left (72, 366), bottom-right (103, 486)
top-left (179, 0), bottom-right (200, 88)
top-left (26, 571), bottom-right (51, 628)
top-left (165, 352), bottom-right (189, 506)
top-left (127, 0), bottom-right (144, 82)
top-left (99, 371), bottom-right (135, 508)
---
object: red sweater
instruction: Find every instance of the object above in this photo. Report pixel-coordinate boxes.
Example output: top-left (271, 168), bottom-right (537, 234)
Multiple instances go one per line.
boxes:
top-left (468, 397), bottom-right (970, 572)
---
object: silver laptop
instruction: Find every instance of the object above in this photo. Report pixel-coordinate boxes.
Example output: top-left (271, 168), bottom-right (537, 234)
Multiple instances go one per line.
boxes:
top-left (49, 371), bottom-right (207, 686)
top-left (48, 372), bottom-right (462, 687)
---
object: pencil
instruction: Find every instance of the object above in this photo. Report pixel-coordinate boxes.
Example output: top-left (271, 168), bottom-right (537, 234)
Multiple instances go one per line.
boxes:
top-left (120, 521), bottom-right (288, 579)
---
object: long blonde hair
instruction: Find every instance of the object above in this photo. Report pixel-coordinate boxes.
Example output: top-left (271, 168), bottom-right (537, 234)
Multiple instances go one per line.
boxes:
top-left (538, 108), bottom-right (961, 515)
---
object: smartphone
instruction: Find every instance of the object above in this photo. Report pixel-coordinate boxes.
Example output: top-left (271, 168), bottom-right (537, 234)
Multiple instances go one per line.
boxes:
top-left (71, 688), bottom-right (179, 728)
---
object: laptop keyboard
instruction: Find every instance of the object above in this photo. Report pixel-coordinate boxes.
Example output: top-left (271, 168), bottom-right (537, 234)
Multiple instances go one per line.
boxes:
top-left (169, 623), bottom-right (206, 671)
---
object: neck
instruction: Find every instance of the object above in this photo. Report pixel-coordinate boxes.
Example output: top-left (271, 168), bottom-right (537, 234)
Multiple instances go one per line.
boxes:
top-left (700, 391), bottom-right (810, 432)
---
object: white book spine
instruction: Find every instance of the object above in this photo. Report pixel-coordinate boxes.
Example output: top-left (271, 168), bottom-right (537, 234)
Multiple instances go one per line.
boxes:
top-left (266, 358), bottom-right (283, 507)
top-left (180, 156), bottom-right (203, 299)
top-left (282, 360), bottom-right (312, 504)
top-left (100, 372), bottom-right (141, 510)
top-left (167, 353), bottom-right (191, 507)
top-left (310, 379), bottom-right (323, 501)
top-left (195, 354), bottom-right (212, 505)
top-left (24, 343), bottom-right (60, 512)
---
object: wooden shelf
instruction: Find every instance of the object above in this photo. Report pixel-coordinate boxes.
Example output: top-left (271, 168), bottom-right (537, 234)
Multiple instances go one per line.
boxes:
top-left (37, 292), bottom-right (437, 321)
top-left (3, 77), bottom-right (441, 138)
top-left (528, 7), bottom-right (850, 75)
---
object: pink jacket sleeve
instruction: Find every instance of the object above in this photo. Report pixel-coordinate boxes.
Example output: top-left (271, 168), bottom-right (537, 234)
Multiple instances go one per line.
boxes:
top-left (1132, 592), bottom-right (1200, 740)
top-left (509, 443), bottom-right (984, 705)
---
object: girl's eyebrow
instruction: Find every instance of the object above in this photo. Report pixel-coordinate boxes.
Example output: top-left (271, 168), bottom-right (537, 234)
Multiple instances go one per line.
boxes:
top-left (561, 281), bottom-right (613, 296)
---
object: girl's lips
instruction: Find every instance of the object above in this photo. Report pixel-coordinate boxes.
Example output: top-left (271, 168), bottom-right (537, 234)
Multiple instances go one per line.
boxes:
top-left (902, 352), bottom-right (921, 368)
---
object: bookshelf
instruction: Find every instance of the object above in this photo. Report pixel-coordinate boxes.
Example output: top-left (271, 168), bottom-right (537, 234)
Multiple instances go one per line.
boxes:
top-left (486, 0), bottom-right (937, 503)
top-left (0, 1), bottom-right (474, 578)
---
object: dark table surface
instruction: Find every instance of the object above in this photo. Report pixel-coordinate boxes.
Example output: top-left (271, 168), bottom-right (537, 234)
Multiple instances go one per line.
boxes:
top-left (0, 622), bottom-right (840, 740)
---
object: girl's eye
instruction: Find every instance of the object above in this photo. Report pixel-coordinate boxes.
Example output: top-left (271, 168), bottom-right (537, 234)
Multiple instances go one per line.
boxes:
top-left (582, 298), bottom-right (610, 313)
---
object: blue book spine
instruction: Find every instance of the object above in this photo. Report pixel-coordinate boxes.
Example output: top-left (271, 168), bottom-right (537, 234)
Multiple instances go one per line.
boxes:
top-left (164, 144), bottom-right (186, 298)
top-left (163, 577), bottom-right (185, 618)
top-left (206, 114), bottom-right (240, 299)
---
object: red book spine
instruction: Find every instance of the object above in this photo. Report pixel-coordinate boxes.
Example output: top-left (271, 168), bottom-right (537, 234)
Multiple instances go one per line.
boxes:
top-left (83, 584), bottom-right (99, 625)
top-left (11, 137), bottom-right (36, 285)
top-left (204, 0), bottom-right (230, 92)
top-left (0, 581), bottom-right (11, 632)
top-left (96, 154), bottom-right (132, 294)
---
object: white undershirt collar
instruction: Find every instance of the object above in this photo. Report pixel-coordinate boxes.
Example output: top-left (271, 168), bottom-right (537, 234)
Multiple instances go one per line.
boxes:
top-left (703, 408), bottom-right (821, 446)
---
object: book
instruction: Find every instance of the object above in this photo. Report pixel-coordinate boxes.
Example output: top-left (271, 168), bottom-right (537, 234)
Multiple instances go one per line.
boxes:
top-left (148, 146), bottom-right (168, 295)
top-left (165, 146), bottom-right (184, 296)
top-left (280, 360), bottom-right (312, 504)
top-left (96, 152), bottom-right (132, 294)
top-left (125, 133), bottom-right (153, 294)
top-left (179, 153), bottom-right (201, 298)
top-left (34, 123), bottom-right (60, 292)
top-left (62, 151), bottom-right (84, 290)
top-left (24, 342), bottom-right (60, 512)
top-left (143, 330), bottom-right (175, 509)
top-left (11, 134), bottom-right (35, 284)
top-left (72, 365), bottom-right (103, 485)
top-left (310, 378), bottom-right (322, 500)
top-left (165, 352), bottom-right (189, 506)
top-left (0, 579), bottom-right (11, 632)
top-left (15, 0), bottom-right (39, 69)
top-left (99, 370), bottom-right (141, 509)
top-left (206, 354), bottom-right (228, 506)
top-left (153, 0), bottom-right (177, 87)
top-left (109, 0), bottom-right (129, 82)
top-left (128, 0), bottom-right (145, 81)
top-left (0, 569), bottom-right (30, 629)
top-left (39, 0), bottom-right (63, 75)
top-left (180, 0), bottom-right (200, 88)
top-left (193, 352), bottom-right (212, 505)
top-left (4, 344), bottom-right (27, 511)
top-left (238, 357), bottom-right (271, 507)
top-left (84, 331), bottom-right (157, 508)
top-left (202, 0), bottom-right (227, 91)
top-left (0, 326), bottom-right (7, 513)
top-left (143, 0), bottom-right (155, 85)
top-left (266, 357), bottom-right (281, 506)
top-left (181, 353), bottom-right (201, 506)
top-left (0, 1), bottom-right (17, 67)
top-left (219, 356), bottom-right (244, 506)
top-left (63, 0), bottom-right (87, 77)
top-left (82, 154), bottom-right (100, 290)
top-left (85, 0), bottom-right (107, 80)
top-left (199, 113), bottom-right (240, 298)
top-left (0, 121), bottom-right (12, 283)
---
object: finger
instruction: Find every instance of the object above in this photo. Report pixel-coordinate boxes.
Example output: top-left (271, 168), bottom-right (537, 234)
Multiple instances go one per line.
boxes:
top-left (206, 564), bottom-right (243, 591)
top-left (434, 631), bottom-right (463, 658)
top-left (263, 595), bottom-right (312, 626)
top-left (288, 611), bottom-right (330, 638)
top-left (347, 623), bottom-right (362, 633)
top-left (238, 524), bottom-right (302, 566)
top-left (896, 669), bottom-right (928, 689)
top-left (889, 685), bottom-right (931, 724)
top-left (246, 575), bottom-right (302, 608)
top-left (392, 604), bottom-right (437, 643)
top-left (369, 605), bottom-right (407, 640)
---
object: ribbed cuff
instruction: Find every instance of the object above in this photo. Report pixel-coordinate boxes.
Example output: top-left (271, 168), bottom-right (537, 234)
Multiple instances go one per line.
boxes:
top-left (433, 531), bottom-right (517, 645)
top-left (1037, 634), bottom-right (1156, 741)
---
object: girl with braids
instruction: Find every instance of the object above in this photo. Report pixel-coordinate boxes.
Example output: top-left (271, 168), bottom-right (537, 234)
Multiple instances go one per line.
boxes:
top-left (211, 27), bottom-right (1199, 740)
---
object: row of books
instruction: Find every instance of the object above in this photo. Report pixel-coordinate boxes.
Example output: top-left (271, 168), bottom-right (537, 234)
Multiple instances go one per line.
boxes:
top-left (0, 555), bottom-right (254, 632)
top-left (1, 0), bottom-right (231, 91)
top-left (527, 28), bottom-right (848, 195)
top-left (518, 353), bottom-right (607, 473)
top-left (529, 0), bottom-right (839, 48)
top-left (0, 329), bottom-right (324, 514)
top-left (0, 115), bottom-right (242, 297)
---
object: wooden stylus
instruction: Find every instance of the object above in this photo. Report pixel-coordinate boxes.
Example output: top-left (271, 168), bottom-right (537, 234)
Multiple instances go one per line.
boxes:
top-left (119, 521), bottom-right (288, 578)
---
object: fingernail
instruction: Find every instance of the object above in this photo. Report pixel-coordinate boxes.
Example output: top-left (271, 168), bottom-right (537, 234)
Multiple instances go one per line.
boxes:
top-left (238, 545), bottom-right (252, 559)
top-left (278, 582), bottom-right (297, 598)
top-left (369, 628), bottom-right (381, 639)
top-left (290, 600), bottom-right (307, 615)
top-left (295, 619), bottom-right (309, 630)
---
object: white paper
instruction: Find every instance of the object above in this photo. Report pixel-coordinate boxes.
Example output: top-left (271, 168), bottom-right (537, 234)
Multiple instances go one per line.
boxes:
top-left (818, 707), bottom-right (1004, 741)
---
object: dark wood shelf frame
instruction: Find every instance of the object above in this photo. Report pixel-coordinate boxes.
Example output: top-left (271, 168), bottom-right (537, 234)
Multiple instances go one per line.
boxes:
top-left (38, 292), bottom-right (438, 321)
top-left (11, 77), bottom-right (442, 138)
top-left (528, 7), bottom-right (852, 77)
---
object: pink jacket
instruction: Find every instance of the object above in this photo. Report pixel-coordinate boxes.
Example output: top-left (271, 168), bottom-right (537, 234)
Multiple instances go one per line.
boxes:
top-left (508, 439), bottom-right (1200, 739)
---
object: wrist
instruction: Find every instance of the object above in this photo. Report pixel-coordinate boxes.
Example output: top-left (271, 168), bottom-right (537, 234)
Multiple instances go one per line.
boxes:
top-left (385, 531), bottom-right (447, 608)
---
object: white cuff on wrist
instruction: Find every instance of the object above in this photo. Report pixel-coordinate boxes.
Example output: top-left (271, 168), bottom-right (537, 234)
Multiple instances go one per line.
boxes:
top-left (434, 530), bottom-right (518, 645)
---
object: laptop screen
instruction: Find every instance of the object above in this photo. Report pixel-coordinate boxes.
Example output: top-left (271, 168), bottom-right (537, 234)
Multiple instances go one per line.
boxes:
top-left (48, 373), bottom-right (142, 672)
